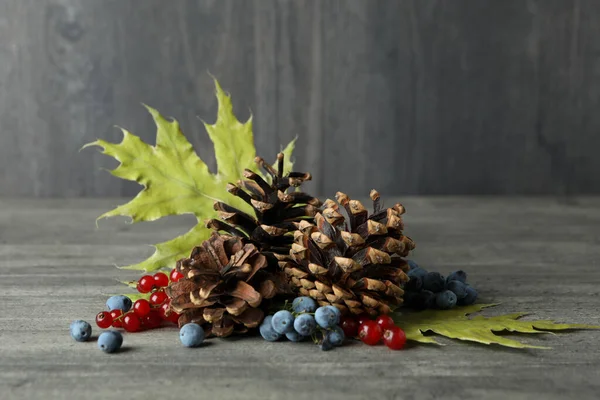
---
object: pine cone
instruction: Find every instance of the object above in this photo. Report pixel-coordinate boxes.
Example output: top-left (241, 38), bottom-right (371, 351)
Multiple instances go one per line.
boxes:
top-left (166, 232), bottom-right (287, 337)
top-left (207, 153), bottom-right (321, 255)
top-left (281, 190), bottom-right (415, 316)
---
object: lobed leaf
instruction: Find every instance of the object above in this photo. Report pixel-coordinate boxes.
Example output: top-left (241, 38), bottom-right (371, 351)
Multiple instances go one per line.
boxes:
top-left (393, 304), bottom-right (600, 349)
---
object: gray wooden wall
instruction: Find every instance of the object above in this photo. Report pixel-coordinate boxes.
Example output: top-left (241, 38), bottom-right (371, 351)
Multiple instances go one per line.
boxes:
top-left (1, 0), bottom-right (599, 198)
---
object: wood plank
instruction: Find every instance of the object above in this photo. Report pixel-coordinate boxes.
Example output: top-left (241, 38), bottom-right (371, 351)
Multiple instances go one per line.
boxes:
top-left (0, 198), bottom-right (599, 399)
top-left (1, 0), bottom-right (600, 197)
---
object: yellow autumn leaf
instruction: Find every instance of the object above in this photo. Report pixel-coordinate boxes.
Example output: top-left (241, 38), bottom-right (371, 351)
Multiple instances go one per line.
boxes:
top-left (84, 78), bottom-right (295, 272)
top-left (393, 304), bottom-right (600, 349)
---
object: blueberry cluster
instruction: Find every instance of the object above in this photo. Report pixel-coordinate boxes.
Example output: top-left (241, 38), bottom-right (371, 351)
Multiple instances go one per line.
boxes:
top-left (259, 297), bottom-right (346, 351)
top-left (403, 260), bottom-right (478, 310)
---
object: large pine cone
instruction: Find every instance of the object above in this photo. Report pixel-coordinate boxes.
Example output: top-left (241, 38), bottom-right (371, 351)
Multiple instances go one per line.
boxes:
top-left (207, 153), bottom-right (321, 255)
top-left (166, 232), bottom-right (288, 337)
top-left (280, 190), bottom-right (415, 316)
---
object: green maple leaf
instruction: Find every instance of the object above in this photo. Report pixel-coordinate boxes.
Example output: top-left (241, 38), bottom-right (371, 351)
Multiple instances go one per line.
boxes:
top-left (393, 304), bottom-right (600, 349)
top-left (84, 78), bottom-right (295, 272)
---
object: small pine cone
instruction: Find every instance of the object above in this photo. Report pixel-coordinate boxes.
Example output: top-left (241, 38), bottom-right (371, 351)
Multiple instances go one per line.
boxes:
top-left (206, 153), bottom-right (321, 256)
top-left (165, 232), bottom-right (289, 337)
top-left (281, 190), bottom-right (415, 316)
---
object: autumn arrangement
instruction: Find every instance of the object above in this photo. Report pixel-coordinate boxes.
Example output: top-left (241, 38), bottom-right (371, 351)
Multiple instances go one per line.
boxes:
top-left (69, 78), bottom-right (598, 353)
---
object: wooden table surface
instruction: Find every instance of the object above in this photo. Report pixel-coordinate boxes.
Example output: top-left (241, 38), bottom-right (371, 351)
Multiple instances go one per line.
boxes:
top-left (1, 197), bottom-right (599, 400)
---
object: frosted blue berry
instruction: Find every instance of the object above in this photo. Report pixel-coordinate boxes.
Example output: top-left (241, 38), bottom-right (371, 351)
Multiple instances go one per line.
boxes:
top-left (260, 315), bottom-right (282, 342)
top-left (315, 306), bottom-right (339, 329)
top-left (271, 310), bottom-right (295, 334)
top-left (285, 331), bottom-right (305, 342)
top-left (70, 320), bottom-right (92, 342)
top-left (326, 306), bottom-right (341, 321)
top-left (97, 330), bottom-right (122, 353)
top-left (435, 290), bottom-right (457, 309)
top-left (458, 286), bottom-right (478, 306)
top-left (292, 296), bottom-right (317, 313)
top-left (293, 313), bottom-right (317, 336)
top-left (423, 272), bottom-right (445, 293)
top-left (446, 280), bottom-right (467, 299)
top-left (320, 338), bottom-right (334, 351)
top-left (106, 295), bottom-right (133, 312)
top-left (406, 259), bottom-right (420, 270)
top-left (446, 270), bottom-right (467, 284)
top-left (327, 326), bottom-right (345, 346)
top-left (179, 323), bottom-right (205, 347)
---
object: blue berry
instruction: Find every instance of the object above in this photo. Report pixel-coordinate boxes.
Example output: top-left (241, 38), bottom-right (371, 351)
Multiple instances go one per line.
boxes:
top-left (285, 331), bottom-right (306, 342)
top-left (327, 326), bottom-right (345, 346)
top-left (407, 267), bottom-right (427, 280)
top-left (293, 313), bottom-right (317, 336)
top-left (315, 306), bottom-right (339, 328)
top-left (320, 338), bottom-right (334, 351)
top-left (106, 295), bottom-right (133, 312)
top-left (458, 286), bottom-right (478, 306)
top-left (407, 259), bottom-right (420, 270)
top-left (435, 290), bottom-right (457, 309)
top-left (97, 330), bottom-right (122, 353)
top-left (326, 306), bottom-right (342, 321)
top-left (446, 270), bottom-right (467, 284)
top-left (259, 316), bottom-right (282, 342)
top-left (446, 280), bottom-right (467, 299)
top-left (271, 310), bottom-right (295, 334)
top-left (422, 272), bottom-right (445, 293)
top-left (70, 320), bottom-right (92, 342)
top-left (179, 323), bottom-right (205, 347)
top-left (405, 276), bottom-right (423, 292)
top-left (292, 296), bottom-right (317, 313)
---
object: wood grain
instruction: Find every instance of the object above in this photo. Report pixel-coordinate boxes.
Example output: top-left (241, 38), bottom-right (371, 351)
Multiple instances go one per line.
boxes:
top-left (1, 197), bottom-right (599, 400)
top-left (1, 0), bottom-right (600, 197)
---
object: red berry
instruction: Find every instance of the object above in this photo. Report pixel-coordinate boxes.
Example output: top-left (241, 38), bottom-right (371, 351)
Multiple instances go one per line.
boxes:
top-left (153, 272), bottom-right (169, 288)
top-left (110, 309), bottom-right (123, 328)
top-left (166, 311), bottom-right (180, 324)
top-left (123, 313), bottom-right (142, 332)
top-left (137, 275), bottom-right (154, 293)
top-left (383, 326), bottom-right (407, 350)
top-left (133, 299), bottom-right (151, 317)
top-left (150, 290), bottom-right (168, 305)
top-left (158, 301), bottom-right (171, 320)
top-left (358, 321), bottom-right (383, 346)
top-left (169, 269), bottom-right (184, 283)
top-left (340, 316), bottom-right (360, 338)
top-left (356, 313), bottom-right (372, 327)
top-left (95, 311), bottom-right (113, 329)
top-left (375, 315), bottom-right (396, 331)
top-left (142, 310), bottom-right (162, 329)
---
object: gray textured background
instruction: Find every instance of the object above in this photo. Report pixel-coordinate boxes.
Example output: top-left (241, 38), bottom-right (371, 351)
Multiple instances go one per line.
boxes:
top-left (1, 0), bottom-right (599, 198)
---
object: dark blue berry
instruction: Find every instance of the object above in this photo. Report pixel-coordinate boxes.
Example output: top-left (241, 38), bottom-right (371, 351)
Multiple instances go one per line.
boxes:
top-left (435, 290), bottom-right (457, 309)
top-left (422, 272), bottom-right (445, 293)
top-left (458, 286), bottom-right (478, 305)
top-left (320, 338), bottom-right (334, 351)
top-left (327, 326), bottom-right (345, 346)
top-left (446, 270), bottom-right (467, 284)
top-left (446, 280), bottom-right (468, 299)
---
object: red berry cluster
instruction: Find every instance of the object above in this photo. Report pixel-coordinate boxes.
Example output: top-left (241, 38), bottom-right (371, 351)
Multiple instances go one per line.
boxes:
top-left (95, 270), bottom-right (184, 333)
top-left (339, 314), bottom-right (407, 350)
